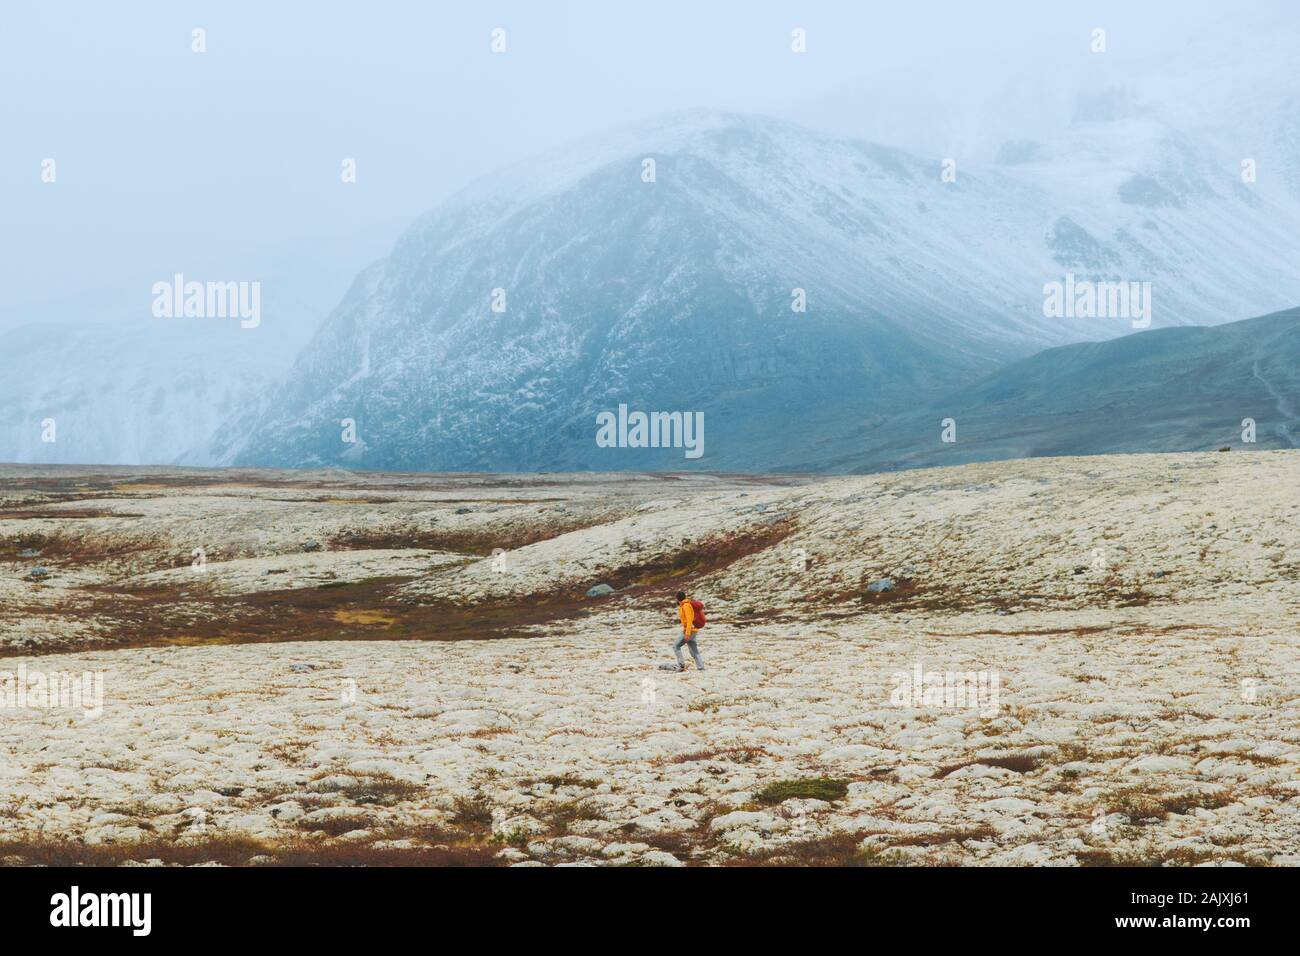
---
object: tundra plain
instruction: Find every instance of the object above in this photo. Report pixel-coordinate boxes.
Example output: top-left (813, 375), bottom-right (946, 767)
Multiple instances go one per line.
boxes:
top-left (1, 452), bottom-right (1298, 866)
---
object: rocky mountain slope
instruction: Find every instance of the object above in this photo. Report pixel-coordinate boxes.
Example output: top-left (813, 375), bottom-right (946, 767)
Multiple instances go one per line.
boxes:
top-left (205, 99), bottom-right (1300, 473)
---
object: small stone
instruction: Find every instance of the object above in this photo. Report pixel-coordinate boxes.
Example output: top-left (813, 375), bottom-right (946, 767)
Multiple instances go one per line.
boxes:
top-left (866, 578), bottom-right (893, 593)
top-left (586, 584), bottom-right (616, 598)
top-left (640, 850), bottom-right (684, 867)
top-left (709, 810), bottom-right (779, 833)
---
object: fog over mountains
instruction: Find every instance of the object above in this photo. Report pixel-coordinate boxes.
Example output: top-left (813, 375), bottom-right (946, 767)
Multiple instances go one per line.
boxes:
top-left (0, 323), bottom-right (286, 467)
top-left (8, 20), bottom-right (1300, 472)
top-left (206, 83), bottom-right (1300, 472)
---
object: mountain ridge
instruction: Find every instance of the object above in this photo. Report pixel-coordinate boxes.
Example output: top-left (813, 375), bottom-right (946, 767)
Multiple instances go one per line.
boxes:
top-left (204, 106), bottom-right (1300, 473)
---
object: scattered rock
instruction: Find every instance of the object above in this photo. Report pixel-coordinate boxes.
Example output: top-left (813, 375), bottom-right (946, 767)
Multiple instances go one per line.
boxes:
top-left (601, 841), bottom-right (651, 859)
top-left (722, 828), bottom-right (768, 853)
top-left (268, 802), bottom-right (305, 822)
top-left (496, 814), bottom-right (546, 837)
top-left (586, 583), bottom-right (616, 598)
top-left (990, 842), bottom-right (1053, 865)
top-left (709, 810), bottom-right (780, 833)
top-left (822, 744), bottom-right (890, 765)
top-left (981, 797), bottom-right (1039, 815)
top-left (1126, 754), bottom-right (1192, 774)
top-left (866, 578), bottom-right (893, 593)
top-left (640, 850), bottom-right (685, 867)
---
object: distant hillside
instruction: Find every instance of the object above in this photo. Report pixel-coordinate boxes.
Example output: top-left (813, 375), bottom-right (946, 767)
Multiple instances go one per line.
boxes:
top-left (815, 307), bottom-right (1300, 473)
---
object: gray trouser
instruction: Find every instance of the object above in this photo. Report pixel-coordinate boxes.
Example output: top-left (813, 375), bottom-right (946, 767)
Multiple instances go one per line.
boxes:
top-left (673, 633), bottom-right (704, 668)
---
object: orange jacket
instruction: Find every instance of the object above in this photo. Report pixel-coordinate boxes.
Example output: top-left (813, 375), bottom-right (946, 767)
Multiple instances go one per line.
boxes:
top-left (678, 599), bottom-right (697, 638)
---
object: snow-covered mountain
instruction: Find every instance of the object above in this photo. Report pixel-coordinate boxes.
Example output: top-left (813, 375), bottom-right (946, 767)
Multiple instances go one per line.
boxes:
top-left (206, 96), bottom-right (1300, 472)
top-left (0, 322), bottom-right (285, 466)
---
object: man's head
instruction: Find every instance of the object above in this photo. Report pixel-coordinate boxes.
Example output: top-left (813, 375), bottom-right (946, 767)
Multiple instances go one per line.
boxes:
top-left (675, 591), bottom-right (687, 603)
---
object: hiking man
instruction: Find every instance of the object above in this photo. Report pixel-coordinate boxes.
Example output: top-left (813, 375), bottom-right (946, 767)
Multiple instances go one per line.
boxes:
top-left (673, 591), bottom-right (705, 671)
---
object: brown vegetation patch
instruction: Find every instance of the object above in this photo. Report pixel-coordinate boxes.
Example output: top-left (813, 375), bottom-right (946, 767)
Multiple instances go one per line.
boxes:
top-left (889, 825), bottom-right (998, 847)
top-left (629, 828), bottom-right (704, 860)
top-left (1076, 844), bottom-right (1260, 867)
top-left (449, 794), bottom-right (495, 831)
top-left (798, 566), bottom-right (1176, 616)
top-left (1105, 786), bottom-right (1237, 821)
top-left (296, 814), bottom-right (378, 836)
top-left (729, 608), bottom-right (795, 628)
top-left (332, 773), bottom-right (426, 805)
top-left (525, 774), bottom-right (604, 789)
top-left (4, 574), bottom-right (589, 657)
top-left (0, 508), bottom-right (144, 520)
top-left (330, 518), bottom-right (600, 557)
top-left (667, 746), bottom-right (769, 765)
top-left (612, 521), bottom-right (796, 595)
top-left (929, 625), bottom-right (1117, 638)
top-left (545, 799), bottom-right (608, 834)
top-left (0, 524), bottom-right (164, 567)
top-left (936, 753), bottom-right (1042, 778)
top-left (726, 832), bottom-right (899, 867)
top-left (0, 834), bottom-right (502, 867)
top-left (332, 609), bottom-right (398, 627)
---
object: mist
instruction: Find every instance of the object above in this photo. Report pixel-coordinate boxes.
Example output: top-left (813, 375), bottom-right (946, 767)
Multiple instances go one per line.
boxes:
top-left (2, 1), bottom-right (1298, 467)
top-left (2, 0), bottom-right (1286, 333)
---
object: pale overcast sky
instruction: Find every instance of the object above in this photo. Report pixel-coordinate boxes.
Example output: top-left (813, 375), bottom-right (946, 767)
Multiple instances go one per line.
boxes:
top-left (1, 0), bottom-right (1291, 335)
